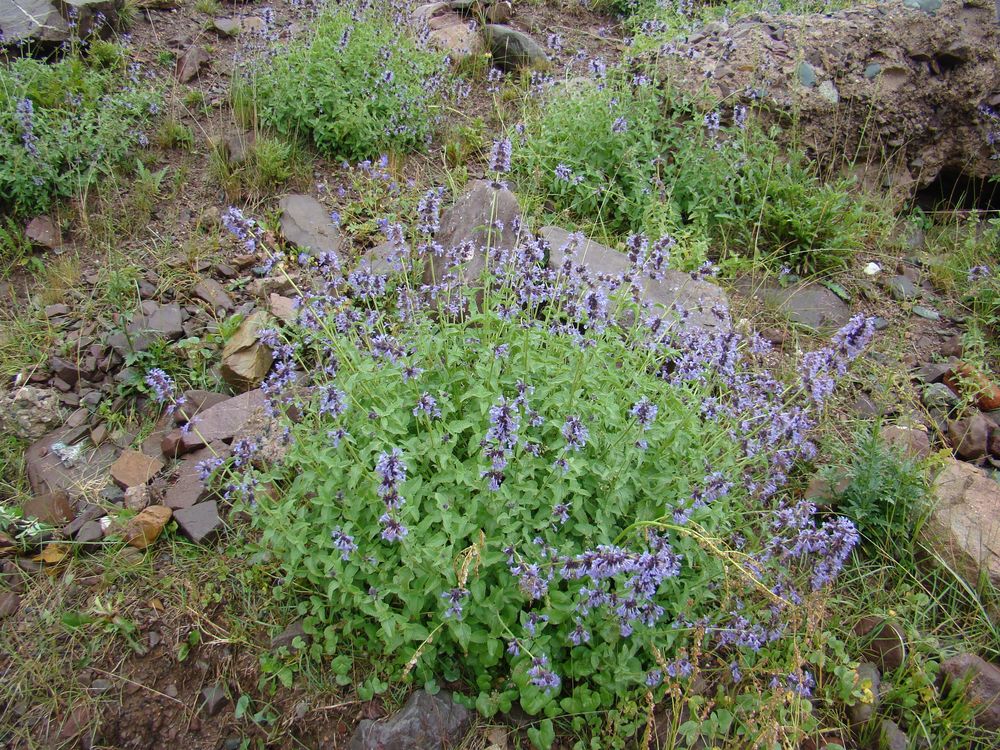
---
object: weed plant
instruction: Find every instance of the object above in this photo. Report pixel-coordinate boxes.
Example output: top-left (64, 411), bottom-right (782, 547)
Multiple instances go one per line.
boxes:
top-left (0, 48), bottom-right (160, 216)
top-left (142, 157), bottom-right (890, 745)
top-left (513, 71), bottom-right (864, 274)
top-left (244, 0), bottom-right (450, 161)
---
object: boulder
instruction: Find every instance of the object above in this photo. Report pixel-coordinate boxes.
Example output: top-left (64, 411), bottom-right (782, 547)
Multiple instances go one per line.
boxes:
top-left (347, 690), bottom-right (472, 750)
top-left (880, 424), bottom-right (932, 460)
top-left (0, 0), bottom-right (120, 45)
top-left (542, 226), bottom-right (730, 334)
top-left (278, 195), bottom-right (343, 257)
top-left (483, 25), bottom-right (548, 71)
top-left (423, 180), bottom-right (522, 295)
top-left (0, 386), bottom-right (64, 441)
top-left (925, 458), bottom-right (1000, 590)
top-left (940, 653), bottom-right (1000, 730)
top-left (221, 312), bottom-right (274, 391)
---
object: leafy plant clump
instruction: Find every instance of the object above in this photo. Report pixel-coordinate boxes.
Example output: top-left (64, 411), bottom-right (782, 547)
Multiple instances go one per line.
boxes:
top-left (245, 0), bottom-right (449, 161)
top-left (514, 68), bottom-right (864, 274)
top-left (0, 49), bottom-right (160, 216)
top-left (173, 174), bottom-right (877, 742)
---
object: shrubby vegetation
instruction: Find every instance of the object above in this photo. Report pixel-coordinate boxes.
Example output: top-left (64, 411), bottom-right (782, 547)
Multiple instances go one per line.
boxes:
top-left (245, 0), bottom-right (450, 161)
top-left (513, 68), bottom-right (864, 273)
top-left (0, 47), bottom-right (160, 215)
top-left (182, 170), bottom-right (884, 743)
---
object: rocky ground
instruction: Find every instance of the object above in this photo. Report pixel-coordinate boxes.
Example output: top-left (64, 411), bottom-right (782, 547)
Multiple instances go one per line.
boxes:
top-left (1, 0), bottom-right (999, 748)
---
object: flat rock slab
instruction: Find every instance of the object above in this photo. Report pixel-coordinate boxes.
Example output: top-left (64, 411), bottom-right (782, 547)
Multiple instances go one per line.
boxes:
top-left (162, 389), bottom-right (265, 457)
top-left (25, 426), bottom-right (119, 497)
top-left (110, 450), bottom-right (165, 489)
top-left (347, 690), bottom-right (472, 750)
top-left (22, 490), bottom-right (75, 525)
top-left (163, 444), bottom-right (226, 509)
top-left (174, 390), bottom-right (231, 425)
top-left (193, 279), bottom-right (234, 312)
top-left (541, 226), bottom-right (730, 334)
top-left (279, 195), bottom-right (343, 257)
top-left (926, 458), bottom-right (1000, 590)
top-left (734, 278), bottom-right (851, 332)
top-left (173, 501), bottom-right (223, 544)
top-left (107, 302), bottom-right (185, 355)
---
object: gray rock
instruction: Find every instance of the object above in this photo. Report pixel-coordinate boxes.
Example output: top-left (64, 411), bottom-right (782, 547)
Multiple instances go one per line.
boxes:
top-left (881, 424), bottom-right (932, 459)
top-left (211, 16), bottom-right (241, 35)
top-left (161, 389), bottom-right (263, 457)
top-left (270, 619), bottom-right (309, 651)
top-left (940, 653), bottom-right (1000, 730)
top-left (1, 0), bottom-right (118, 44)
top-left (0, 386), bottom-right (64, 441)
top-left (541, 227), bottom-right (730, 334)
top-left (75, 520), bottom-right (106, 545)
top-left (911, 305), bottom-right (940, 321)
top-left (847, 662), bottom-right (880, 725)
top-left (880, 719), bottom-right (908, 750)
top-left (796, 61), bottom-right (817, 87)
top-left (922, 382), bottom-right (959, 411)
top-left (483, 25), bottom-right (548, 71)
top-left (736, 279), bottom-right (851, 332)
top-left (107, 303), bottom-right (185, 355)
top-left (173, 501), bottom-right (223, 544)
top-left (886, 274), bottom-right (919, 301)
top-left (279, 195), bottom-right (343, 257)
top-left (422, 180), bottom-right (521, 298)
top-left (200, 684), bottom-right (228, 716)
top-left (347, 690), bottom-right (472, 750)
top-left (915, 361), bottom-right (952, 384)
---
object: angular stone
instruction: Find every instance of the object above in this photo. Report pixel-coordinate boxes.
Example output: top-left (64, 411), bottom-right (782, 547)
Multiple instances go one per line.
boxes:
top-left (922, 382), bottom-right (959, 411)
top-left (22, 490), bottom-right (74, 525)
top-left (926, 459), bottom-right (1000, 590)
top-left (880, 719), bottom-right (908, 750)
top-left (176, 46), bottom-right (210, 82)
top-left (269, 293), bottom-right (297, 324)
top-left (736, 279), bottom-right (851, 332)
top-left (0, 592), bottom-right (21, 620)
top-left (75, 520), bottom-right (106, 545)
top-left (107, 303), bottom-right (185, 355)
top-left (110, 450), bottom-right (165, 489)
top-left (542, 227), bottom-right (730, 334)
top-left (944, 363), bottom-right (1000, 411)
top-left (880, 424), bottom-right (932, 460)
top-left (483, 25), bottom-right (548, 71)
top-left (347, 690), bottom-right (472, 750)
top-left (940, 653), bottom-right (1000, 730)
top-left (123, 485), bottom-right (151, 511)
top-left (423, 180), bottom-right (521, 295)
top-left (947, 413), bottom-right (990, 460)
top-left (174, 390), bottom-right (231, 426)
top-left (26, 216), bottom-right (61, 250)
top-left (193, 279), bottom-right (234, 312)
top-left (0, 386), bottom-right (64, 441)
top-left (25, 426), bottom-right (118, 497)
top-left (123, 505), bottom-right (172, 549)
top-left (221, 312), bottom-right (274, 391)
top-left (270, 619), bottom-right (309, 651)
top-left (162, 389), bottom-right (264, 456)
top-left (425, 12), bottom-right (483, 61)
top-left (854, 617), bottom-right (906, 673)
top-left (886, 274), bottom-right (919, 301)
top-left (201, 684), bottom-right (228, 716)
top-left (211, 16), bottom-right (241, 35)
top-left (173, 501), bottom-right (222, 544)
top-left (163, 444), bottom-right (224, 509)
top-left (278, 195), bottom-right (343, 257)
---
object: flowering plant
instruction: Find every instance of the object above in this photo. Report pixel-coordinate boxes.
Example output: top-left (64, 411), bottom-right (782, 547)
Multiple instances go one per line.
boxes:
top-left (246, 0), bottom-right (450, 161)
top-left (0, 50), bottom-right (160, 215)
top-left (213, 175), bottom-right (873, 740)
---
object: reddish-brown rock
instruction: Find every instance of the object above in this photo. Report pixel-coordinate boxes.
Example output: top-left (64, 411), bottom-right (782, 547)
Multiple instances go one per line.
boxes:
top-left (22, 490), bottom-right (74, 525)
top-left (940, 653), bottom-right (1000, 730)
top-left (943, 363), bottom-right (1000, 411)
top-left (161, 389), bottom-right (264, 457)
top-left (110, 450), bottom-right (165, 489)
